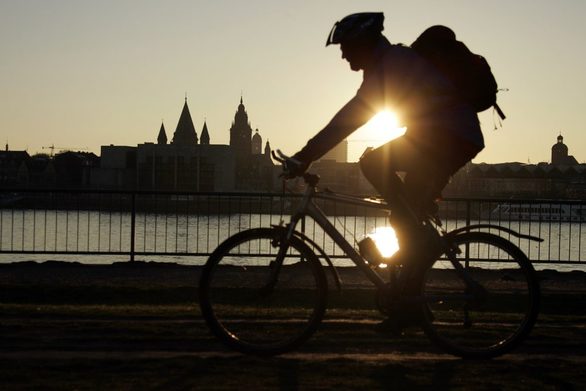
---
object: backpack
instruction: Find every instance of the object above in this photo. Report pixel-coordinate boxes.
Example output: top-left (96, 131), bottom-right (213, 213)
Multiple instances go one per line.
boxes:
top-left (411, 25), bottom-right (506, 120)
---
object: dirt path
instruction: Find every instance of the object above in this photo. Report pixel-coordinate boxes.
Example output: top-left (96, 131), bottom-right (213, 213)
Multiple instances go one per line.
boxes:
top-left (2, 313), bottom-right (585, 389)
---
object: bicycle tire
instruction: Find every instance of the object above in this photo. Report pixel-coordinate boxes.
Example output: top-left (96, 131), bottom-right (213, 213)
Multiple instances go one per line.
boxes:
top-left (419, 231), bottom-right (540, 359)
top-left (199, 228), bottom-right (328, 356)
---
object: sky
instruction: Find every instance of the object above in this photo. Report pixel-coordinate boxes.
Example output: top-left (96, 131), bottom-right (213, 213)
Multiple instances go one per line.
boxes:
top-left (1, 0), bottom-right (585, 164)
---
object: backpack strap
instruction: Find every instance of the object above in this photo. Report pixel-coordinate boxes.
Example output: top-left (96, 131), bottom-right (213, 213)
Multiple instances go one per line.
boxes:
top-left (494, 103), bottom-right (506, 120)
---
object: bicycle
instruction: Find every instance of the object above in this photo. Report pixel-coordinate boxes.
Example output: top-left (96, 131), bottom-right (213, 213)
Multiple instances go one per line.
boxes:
top-left (199, 151), bottom-right (541, 358)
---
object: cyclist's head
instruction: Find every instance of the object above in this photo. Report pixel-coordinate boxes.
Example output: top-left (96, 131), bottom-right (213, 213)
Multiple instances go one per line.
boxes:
top-left (326, 12), bottom-right (384, 71)
top-left (326, 12), bottom-right (384, 47)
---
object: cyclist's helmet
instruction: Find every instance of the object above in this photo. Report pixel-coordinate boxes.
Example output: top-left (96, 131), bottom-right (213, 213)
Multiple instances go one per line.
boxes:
top-left (326, 12), bottom-right (384, 46)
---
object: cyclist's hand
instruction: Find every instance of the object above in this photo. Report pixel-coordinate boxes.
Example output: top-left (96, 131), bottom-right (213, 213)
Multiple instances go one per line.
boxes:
top-left (271, 150), bottom-right (310, 179)
top-left (283, 154), bottom-right (309, 179)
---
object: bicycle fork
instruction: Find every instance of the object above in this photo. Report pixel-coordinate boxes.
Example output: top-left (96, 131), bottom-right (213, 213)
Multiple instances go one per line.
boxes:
top-left (259, 220), bottom-right (299, 296)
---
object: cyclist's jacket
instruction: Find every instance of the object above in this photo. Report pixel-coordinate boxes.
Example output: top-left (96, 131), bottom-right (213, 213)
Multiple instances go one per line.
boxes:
top-left (296, 37), bottom-right (484, 162)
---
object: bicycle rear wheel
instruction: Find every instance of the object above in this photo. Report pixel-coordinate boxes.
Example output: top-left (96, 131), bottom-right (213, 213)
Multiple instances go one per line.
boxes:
top-left (199, 228), bottom-right (327, 356)
top-left (420, 231), bottom-right (540, 359)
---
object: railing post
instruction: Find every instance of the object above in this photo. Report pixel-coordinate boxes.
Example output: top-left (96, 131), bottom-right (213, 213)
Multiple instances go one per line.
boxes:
top-left (465, 199), bottom-right (471, 268)
top-left (130, 192), bottom-right (136, 262)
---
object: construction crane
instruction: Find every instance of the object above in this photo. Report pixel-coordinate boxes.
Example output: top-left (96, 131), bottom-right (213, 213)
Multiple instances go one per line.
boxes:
top-left (42, 145), bottom-right (88, 157)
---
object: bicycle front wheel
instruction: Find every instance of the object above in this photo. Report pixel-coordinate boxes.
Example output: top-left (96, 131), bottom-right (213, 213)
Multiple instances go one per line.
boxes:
top-left (420, 232), bottom-right (540, 359)
top-left (199, 228), bottom-right (328, 356)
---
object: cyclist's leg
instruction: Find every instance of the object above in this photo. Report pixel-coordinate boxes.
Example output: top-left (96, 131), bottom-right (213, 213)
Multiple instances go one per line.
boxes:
top-left (360, 136), bottom-right (446, 332)
top-left (361, 131), bottom-right (483, 332)
top-left (360, 135), bottom-right (439, 303)
top-left (398, 134), bottom-right (484, 295)
top-left (359, 134), bottom-right (437, 252)
top-left (359, 134), bottom-right (430, 219)
top-left (358, 138), bottom-right (406, 206)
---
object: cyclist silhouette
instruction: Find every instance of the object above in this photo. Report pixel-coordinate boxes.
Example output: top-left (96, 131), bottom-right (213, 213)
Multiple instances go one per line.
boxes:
top-left (290, 13), bottom-right (485, 326)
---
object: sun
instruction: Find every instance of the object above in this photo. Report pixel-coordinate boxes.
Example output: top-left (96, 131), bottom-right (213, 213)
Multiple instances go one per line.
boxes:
top-left (349, 110), bottom-right (406, 159)
top-left (364, 110), bottom-right (406, 143)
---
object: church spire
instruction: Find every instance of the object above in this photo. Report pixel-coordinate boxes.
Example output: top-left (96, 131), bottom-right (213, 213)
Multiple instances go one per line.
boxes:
top-left (200, 120), bottom-right (210, 145)
top-left (230, 96), bottom-right (253, 158)
top-left (157, 122), bottom-right (167, 145)
top-left (171, 99), bottom-right (198, 146)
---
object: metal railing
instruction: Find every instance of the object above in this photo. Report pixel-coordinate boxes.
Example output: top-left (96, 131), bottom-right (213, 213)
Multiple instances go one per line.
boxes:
top-left (0, 189), bottom-right (584, 267)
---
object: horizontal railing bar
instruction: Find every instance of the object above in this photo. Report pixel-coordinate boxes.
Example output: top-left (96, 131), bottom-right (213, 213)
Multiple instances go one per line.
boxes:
top-left (2, 188), bottom-right (585, 205)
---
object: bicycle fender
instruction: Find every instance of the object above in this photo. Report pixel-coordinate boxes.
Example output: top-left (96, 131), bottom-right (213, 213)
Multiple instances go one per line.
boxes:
top-left (447, 224), bottom-right (543, 242)
top-left (293, 231), bottom-right (343, 291)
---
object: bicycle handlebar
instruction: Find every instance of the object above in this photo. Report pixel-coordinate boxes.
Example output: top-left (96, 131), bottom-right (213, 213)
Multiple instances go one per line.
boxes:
top-left (271, 149), bottom-right (319, 185)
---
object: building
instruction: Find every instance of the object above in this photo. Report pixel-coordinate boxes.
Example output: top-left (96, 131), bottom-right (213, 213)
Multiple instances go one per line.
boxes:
top-left (95, 97), bottom-right (274, 192)
top-left (228, 97), bottom-right (274, 191)
top-left (320, 139), bottom-right (348, 163)
top-left (0, 147), bottom-right (30, 187)
top-left (27, 154), bottom-right (56, 188)
top-left (136, 99), bottom-right (237, 192)
top-left (441, 134), bottom-right (585, 199)
top-left (1, 146), bottom-right (90, 189)
top-left (93, 145), bottom-right (137, 190)
top-left (309, 159), bottom-right (375, 195)
top-left (551, 134), bottom-right (579, 166)
top-left (53, 151), bottom-right (99, 189)
top-left (136, 141), bottom-right (234, 192)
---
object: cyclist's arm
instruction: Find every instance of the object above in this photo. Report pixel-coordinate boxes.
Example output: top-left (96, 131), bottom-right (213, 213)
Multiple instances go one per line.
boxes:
top-left (294, 95), bottom-right (374, 162)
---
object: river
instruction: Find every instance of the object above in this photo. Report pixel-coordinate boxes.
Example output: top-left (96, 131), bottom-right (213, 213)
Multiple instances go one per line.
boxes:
top-left (0, 209), bottom-right (584, 271)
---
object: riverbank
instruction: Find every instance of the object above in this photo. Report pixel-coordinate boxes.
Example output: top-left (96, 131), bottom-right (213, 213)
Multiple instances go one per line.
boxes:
top-left (2, 260), bottom-right (586, 290)
top-left (1, 261), bottom-right (586, 307)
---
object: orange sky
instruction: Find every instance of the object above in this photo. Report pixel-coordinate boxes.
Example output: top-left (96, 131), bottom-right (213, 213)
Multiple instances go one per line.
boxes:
top-left (1, 0), bottom-right (585, 164)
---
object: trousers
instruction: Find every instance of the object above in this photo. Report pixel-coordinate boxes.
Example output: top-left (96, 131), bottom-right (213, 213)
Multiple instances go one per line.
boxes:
top-left (359, 131), bottom-right (480, 248)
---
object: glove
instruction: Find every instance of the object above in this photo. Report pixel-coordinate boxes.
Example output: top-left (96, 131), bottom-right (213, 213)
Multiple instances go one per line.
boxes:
top-left (282, 153), bottom-right (310, 179)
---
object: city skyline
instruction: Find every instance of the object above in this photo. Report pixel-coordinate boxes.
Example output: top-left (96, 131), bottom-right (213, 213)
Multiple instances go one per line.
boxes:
top-left (4, 93), bottom-right (580, 167)
top-left (2, 1), bottom-right (585, 164)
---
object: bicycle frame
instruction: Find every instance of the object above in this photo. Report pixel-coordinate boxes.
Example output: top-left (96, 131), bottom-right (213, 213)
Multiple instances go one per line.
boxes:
top-left (277, 177), bottom-right (389, 290)
top-left (274, 187), bottom-right (492, 306)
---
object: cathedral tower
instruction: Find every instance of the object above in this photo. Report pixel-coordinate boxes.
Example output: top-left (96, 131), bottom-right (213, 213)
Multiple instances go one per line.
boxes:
top-left (171, 99), bottom-right (198, 146)
top-left (229, 97), bottom-right (252, 158)
top-left (251, 129), bottom-right (262, 154)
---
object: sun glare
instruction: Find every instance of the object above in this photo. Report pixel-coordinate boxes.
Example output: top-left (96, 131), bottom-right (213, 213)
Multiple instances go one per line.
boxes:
top-left (349, 111), bottom-right (407, 159)
top-left (370, 111), bottom-right (402, 138)
top-left (368, 226), bottom-right (399, 259)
